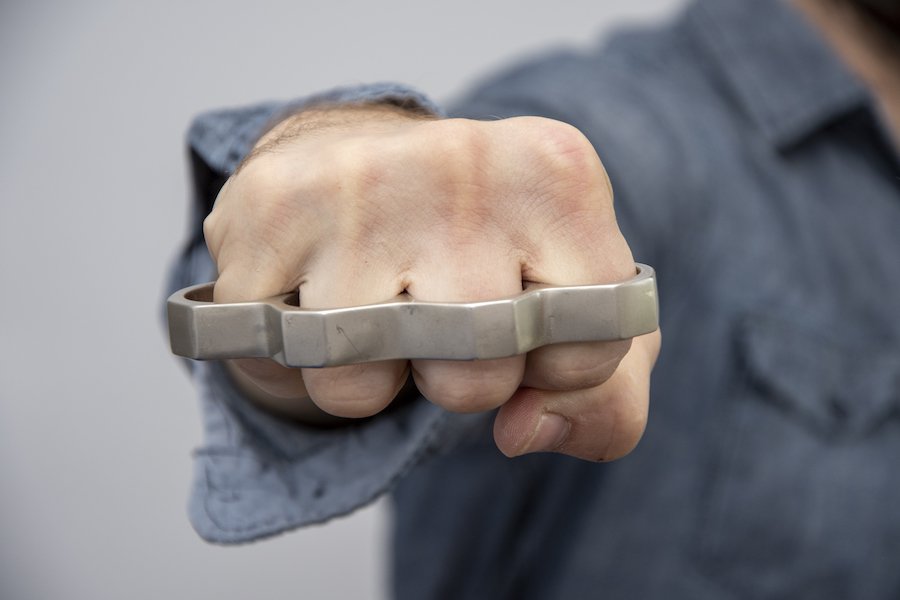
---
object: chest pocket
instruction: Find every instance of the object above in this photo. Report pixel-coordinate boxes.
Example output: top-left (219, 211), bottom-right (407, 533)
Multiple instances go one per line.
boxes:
top-left (743, 316), bottom-right (900, 439)
top-left (697, 313), bottom-right (900, 600)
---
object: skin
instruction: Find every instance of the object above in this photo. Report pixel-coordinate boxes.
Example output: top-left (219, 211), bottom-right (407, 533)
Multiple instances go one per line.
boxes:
top-left (792, 0), bottom-right (900, 143)
top-left (208, 106), bottom-right (658, 460)
top-left (205, 0), bottom-right (897, 462)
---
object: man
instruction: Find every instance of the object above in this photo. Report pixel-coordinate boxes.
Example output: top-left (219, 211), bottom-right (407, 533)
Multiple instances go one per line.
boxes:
top-left (169, 0), bottom-right (900, 597)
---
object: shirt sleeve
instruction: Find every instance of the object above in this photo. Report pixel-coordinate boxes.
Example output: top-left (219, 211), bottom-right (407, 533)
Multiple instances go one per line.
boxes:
top-left (167, 83), bottom-right (484, 544)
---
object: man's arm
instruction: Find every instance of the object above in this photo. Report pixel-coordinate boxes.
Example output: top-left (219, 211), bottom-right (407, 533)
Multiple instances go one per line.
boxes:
top-left (204, 101), bottom-right (658, 460)
top-left (170, 66), bottom-right (674, 540)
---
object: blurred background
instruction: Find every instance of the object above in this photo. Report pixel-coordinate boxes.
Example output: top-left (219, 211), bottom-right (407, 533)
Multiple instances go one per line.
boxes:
top-left (0, 1), bottom-right (683, 598)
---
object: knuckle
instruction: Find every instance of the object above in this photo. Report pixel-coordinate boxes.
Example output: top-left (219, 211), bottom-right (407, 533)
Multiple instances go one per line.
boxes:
top-left (524, 118), bottom-right (598, 177)
top-left (524, 120), bottom-right (611, 210)
top-left (506, 118), bottom-right (614, 243)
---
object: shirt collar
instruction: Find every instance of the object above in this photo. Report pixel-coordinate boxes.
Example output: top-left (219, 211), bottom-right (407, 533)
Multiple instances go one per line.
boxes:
top-left (687, 0), bottom-right (870, 148)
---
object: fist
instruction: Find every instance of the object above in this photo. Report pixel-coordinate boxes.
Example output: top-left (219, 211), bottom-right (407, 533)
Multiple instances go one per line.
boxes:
top-left (204, 106), bottom-right (660, 461)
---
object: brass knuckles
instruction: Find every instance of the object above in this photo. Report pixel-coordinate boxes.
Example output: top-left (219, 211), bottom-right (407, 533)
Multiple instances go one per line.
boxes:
top-left (167, 264), bottom-right (659, 368)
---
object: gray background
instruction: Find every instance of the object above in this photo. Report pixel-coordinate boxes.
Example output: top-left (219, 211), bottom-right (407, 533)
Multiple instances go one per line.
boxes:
top-left (0, 1), bottom-right (683, 598)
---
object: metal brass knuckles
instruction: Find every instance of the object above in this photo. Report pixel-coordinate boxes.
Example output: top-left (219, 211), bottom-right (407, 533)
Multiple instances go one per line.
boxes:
top-left (167, 264), bottom-right (658, 368)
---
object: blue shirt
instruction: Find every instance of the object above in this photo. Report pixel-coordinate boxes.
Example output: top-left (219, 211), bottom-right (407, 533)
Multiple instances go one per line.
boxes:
top-left (168, 0), bottom-right (900, 597)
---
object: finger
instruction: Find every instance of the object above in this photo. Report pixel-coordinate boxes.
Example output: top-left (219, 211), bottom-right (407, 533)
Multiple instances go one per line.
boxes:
top-left (522, 209), bottom-right (637, 392)
top-left (493, 330), bottom-right (660, 460)
top-left (299, 245), bottom-right (410, 418)
top-left (508, 118), bottom-right (639, 393)
top-left (224, 358), bottom-right (344, 424)
top-left (207, 153), bottom-right (331, 299)
top-left (410, 240), bottom-right (526, 413)
top-left (214, 263), bottom-right (313, 409)
top-left (521, 340), bottom-right (631, 391)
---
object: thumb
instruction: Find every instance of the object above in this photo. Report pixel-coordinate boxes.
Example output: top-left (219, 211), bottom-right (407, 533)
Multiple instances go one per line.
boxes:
top-left (493, 330), bottom-right (660, 461)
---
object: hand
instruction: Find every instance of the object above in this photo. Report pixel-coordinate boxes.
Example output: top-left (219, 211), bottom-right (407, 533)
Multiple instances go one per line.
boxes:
top-left (204, 104), bottom-right (660, 460)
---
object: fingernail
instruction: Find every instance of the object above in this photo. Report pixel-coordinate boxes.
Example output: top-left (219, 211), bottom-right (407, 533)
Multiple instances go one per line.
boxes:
top-left (521, 413), bottom-right (570, 455)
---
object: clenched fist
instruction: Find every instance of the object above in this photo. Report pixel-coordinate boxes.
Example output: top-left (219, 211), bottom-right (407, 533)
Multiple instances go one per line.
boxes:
top-left (204, 104), bottom-right (660, 461)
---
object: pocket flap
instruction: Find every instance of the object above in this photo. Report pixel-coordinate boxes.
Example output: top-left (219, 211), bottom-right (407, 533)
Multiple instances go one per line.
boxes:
top-left (739, 315), bottom-right (900, 438)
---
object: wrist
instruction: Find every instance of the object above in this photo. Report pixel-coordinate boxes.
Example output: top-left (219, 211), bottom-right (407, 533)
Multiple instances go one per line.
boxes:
top-left (246, 103), bottom-right (437, 164)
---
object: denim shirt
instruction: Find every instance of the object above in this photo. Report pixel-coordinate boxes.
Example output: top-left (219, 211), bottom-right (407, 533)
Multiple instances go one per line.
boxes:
top-left (168, 0), bottom-right (900, 597)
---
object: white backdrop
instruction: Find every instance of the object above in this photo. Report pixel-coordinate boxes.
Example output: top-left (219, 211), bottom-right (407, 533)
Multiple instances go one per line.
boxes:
top-left (0, 1), bottom-right (683, 598)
